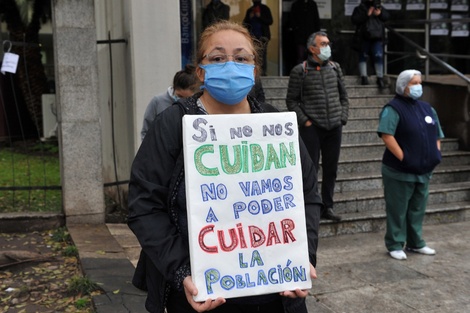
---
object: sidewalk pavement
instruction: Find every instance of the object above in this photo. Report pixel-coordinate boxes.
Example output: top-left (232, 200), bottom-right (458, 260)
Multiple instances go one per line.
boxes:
top-left (68, 220), bottom-right (470, 313)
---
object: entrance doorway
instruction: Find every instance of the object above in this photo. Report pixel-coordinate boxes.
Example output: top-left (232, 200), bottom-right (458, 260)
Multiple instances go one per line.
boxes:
top-left (196, 0), bottom-right (280, 76)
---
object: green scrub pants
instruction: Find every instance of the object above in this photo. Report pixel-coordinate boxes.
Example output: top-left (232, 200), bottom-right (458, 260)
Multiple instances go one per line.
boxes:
top-left (383, 174), bottom-right (428, 251)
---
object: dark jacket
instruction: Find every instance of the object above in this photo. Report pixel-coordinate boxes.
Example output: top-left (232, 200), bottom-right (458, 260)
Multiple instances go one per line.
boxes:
top-left (202, 1), bottom-right (230, 29)
top-left (286, 56), bottom-right (349, 130)
top-left (243, 3), bottom-right (273, 40)
top-left (351, 0), bottom-right (390, 41)
top-left (128, 92), bottom-right (322, 313)
top-left (380, 95), bottom-right (442, 174)
top-left (290, 0), bottom-right (321, 45)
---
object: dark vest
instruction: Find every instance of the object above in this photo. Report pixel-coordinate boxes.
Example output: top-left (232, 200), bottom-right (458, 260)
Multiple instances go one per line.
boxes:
top-left (382, 95), bottom-right (441, 174)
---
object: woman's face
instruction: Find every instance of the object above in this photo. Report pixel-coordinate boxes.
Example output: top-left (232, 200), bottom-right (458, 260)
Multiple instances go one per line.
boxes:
top-left (197, 29), bottom-right (256, 82)
top-left (404, 74), bottom-right (422, 97)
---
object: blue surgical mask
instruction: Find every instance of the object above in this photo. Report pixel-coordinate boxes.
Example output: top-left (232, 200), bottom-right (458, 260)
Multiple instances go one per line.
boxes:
top-left (317, 45), bottom-right (331, 61)
top-left (199, 61), bottom-right (255, 105)
top-left (408, 84), bottom-right (423, 100)
top-left (172, 94), bottom-right (180, 102)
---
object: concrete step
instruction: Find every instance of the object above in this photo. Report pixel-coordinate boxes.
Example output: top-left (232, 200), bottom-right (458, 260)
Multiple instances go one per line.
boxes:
top-left (332, 150), bottom-right (470, 175)
top-left (263, 84), bottom-right (391, 99)
top-left (260, 75), bottom-right (387, 88)
top-left (339, 138), bottom-right (460, 160)
top-left (342, 129), bottom-right (382, 144)
top-left (348, 95), bottom-right (391, 106)
top-left (265, 96), bottom-right (392, 114)
top-left (348, 106), bottom-right (383, 119)
top-left (339, 141), bottom-right (470, 166)
top-left (345, 117), bottom-right (379, 130)
top-left (319, 201), bottom-right (470, 237)
top-left (327, 164), bottom-right (470, 193)
top-left (331, 181), bottom-right (470, 214)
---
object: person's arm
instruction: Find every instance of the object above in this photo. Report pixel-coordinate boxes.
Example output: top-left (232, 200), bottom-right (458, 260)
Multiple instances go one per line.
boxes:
top-left (141, 97), bottom-right (158, 141)
top-left (351, 4), bottom-right (368, 26)
top-left (335, 63), bottom-right (349, 125)
top-left (280, 136), bottom-right (322, 298)
top-left (129, 105), bottom-right (191, 288)
top-left (381, 134), bottom-right (404, 161)
top-left (286, 65), bottom-right (310, 127)
top-left (378, 5), bottom-right (391, 22)
top-left (260, 5), bottom-right (273, 26)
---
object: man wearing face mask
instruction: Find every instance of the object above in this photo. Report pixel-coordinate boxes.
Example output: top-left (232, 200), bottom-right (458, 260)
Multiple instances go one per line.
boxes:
top-left (377, 69), bottom-right (444, 261)
top-left (286, 31), bottom-right (349, 222)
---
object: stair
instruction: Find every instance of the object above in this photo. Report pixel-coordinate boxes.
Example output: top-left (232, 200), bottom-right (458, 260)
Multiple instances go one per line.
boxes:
top-left (261, 75), bottom-right (470, 238)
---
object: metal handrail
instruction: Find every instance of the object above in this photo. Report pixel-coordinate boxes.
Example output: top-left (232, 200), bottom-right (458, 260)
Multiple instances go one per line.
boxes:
top-left (385, 25), bottom-right (470, 87)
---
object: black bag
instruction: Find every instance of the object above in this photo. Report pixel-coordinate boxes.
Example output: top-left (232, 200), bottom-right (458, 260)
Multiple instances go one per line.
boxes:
top-left (364, 17), bottom-right (383, 40)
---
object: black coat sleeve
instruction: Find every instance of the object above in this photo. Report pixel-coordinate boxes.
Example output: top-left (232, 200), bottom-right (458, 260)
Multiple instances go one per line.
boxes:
top-left (298, 137), bottom-right (322, 266)
top-left (128, 105), bottom-right (190, 285)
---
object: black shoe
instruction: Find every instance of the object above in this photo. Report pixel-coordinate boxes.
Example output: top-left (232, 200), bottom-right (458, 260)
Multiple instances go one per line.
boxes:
top-left (361, 76), bottom-right (369, 85)
top-left (321, 208), bottom-right (342, 221)
top-left (377, 77), bottom-right (385, 89)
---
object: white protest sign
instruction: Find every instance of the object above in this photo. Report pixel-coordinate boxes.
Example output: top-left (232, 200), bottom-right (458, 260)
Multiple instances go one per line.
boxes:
top-left (183, 112), bottom-right (311, 301)
top-left (1, 52), bottom-right (19, 75)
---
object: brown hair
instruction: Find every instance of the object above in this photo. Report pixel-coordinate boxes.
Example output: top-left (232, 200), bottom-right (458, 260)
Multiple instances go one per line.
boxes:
top-left (195, 20), bottom-right (261, 76)
top-left (173, 64), bottom-right (199, 90)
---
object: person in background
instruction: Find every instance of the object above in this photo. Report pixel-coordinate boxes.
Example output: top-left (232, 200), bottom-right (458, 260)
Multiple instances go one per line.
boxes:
top-left (351, 0), bottom-right (390, 88)
top-left (140, 64), bottom-right (199, 141)
top-left (378, 69), bottom-right (444, 261)
top-left (202, 0), bottom-right (230, 29)
top-left (286, 31), bottom-right (349, 222)
top-left (128, 20), bottom-right (322, 313)
top-left (290, 0), bottom-right (322, 64)
top-left (243, 0), bottom-right (273, 76)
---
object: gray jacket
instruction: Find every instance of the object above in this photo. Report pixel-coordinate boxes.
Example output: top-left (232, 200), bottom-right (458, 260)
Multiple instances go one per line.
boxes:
top-left (286, 56), bottom-right (349, 130)
top-left (141, 87), bottom-right (175, 141)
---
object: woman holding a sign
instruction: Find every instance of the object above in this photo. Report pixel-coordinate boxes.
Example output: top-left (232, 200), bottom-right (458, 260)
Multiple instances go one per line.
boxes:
top-left (128, 20), bottom-right (322, 313)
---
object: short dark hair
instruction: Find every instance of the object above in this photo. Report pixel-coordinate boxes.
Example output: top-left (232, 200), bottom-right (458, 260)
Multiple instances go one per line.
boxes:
top-left (173, 64), bottom-right (198, 90)
top-left (307, 31), bottom-right (328, 48)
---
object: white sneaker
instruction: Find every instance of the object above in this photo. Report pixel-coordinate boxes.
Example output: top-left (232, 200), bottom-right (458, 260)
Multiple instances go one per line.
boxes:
top-left (407, 246), bottom-right (436, 255)
top-left (389, 250), bottom-right (407, 260)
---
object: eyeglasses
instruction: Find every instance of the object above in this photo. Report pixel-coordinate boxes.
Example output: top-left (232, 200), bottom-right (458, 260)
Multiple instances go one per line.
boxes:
top-left (203, 53), bottom-right (255, 64)
top-left (318, 42), bottom-right (331, 48)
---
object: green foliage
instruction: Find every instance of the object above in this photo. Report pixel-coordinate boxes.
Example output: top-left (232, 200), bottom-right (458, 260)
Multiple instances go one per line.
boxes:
top-left (74, 297), bottom-right (90, 309)
top-left (0, 143), bottom-right (61, 212)
top-left (63, 245), bottom-right (79, 257)
top-left (51, 227), bottom-right (71, 243)
top-left (67, 276), bottom-right (100, 296)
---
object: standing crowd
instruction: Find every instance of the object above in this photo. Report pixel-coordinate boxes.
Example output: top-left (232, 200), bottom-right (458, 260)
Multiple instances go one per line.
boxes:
top-left (129, 1), bottom-right (444, 311)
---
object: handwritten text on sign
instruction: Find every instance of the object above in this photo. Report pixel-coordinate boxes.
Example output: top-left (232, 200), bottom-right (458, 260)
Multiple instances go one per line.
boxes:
top-left (183, 112), bottom-right (311, 301)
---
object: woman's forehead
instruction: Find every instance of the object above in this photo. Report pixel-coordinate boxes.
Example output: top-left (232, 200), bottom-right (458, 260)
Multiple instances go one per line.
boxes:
top-left (409, 75), bottom-right (422, 83)
top-left (204, 30), bottom-right (252, 52)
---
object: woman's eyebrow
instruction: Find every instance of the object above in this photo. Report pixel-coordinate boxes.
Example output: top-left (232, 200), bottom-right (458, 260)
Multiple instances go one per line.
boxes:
top-left (207, 47), bottom-right (249, 54)
top-left (208, 47), bottom-right (226, 54)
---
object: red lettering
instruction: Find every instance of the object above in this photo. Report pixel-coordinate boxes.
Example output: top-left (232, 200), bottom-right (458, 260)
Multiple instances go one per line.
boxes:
top-left (199, 224), bottom-right (218, 253)
top-left (281, 218), bottom-right (296, 243)
top-left (217, 228), bottom-right (238, 252)
top-left (249, 225), bottom-right (266, 248)
top-left (237, 223), bottom-right (247, 248)
top-left (266, 221), bottom-right (281, 246)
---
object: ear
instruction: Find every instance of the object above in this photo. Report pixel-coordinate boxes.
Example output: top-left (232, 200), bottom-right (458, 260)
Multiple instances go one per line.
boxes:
top-left (308, 45), bottom-right (317, 55)
top-left (196, 66), bottom-right (205, 83)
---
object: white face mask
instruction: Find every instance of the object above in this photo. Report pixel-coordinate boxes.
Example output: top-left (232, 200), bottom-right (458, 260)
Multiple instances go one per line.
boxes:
top-left (317, 45), bottom-right (331, 61)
